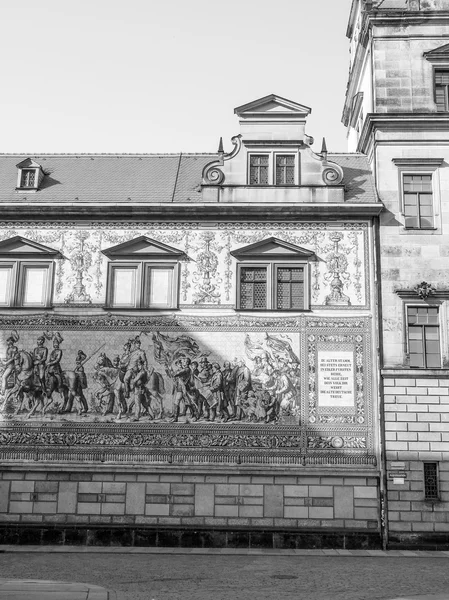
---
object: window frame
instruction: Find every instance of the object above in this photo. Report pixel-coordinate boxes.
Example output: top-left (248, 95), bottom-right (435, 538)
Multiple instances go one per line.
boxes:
top-left (402, 173), bottom-right (434, 230)
top-left (434, 68), bottom-right (449, 112)
top-left (0, 260), bottom-right (55, 308)
top-left (405, 304), bottom-right (442, 369)
top-left (392, 158), bottom-right (444, 234)
top-left (106, 261), bottom-right (179, 310)
top-left (236, 261), bottom-right (309, 311)
top-left (423, 462), bottom-right (440, 501)
top-left (248, 154), bottom-right (270, 186)
top-left (274, 153), bottom-right (296, 186)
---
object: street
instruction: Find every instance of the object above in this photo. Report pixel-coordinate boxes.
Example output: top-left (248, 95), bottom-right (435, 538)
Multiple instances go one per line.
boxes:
top-left (0, 550), bottom-right (448, 600)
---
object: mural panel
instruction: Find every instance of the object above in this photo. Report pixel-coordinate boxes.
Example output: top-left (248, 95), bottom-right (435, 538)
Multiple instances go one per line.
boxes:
top-left (0, 314), bottom-right (375, 466)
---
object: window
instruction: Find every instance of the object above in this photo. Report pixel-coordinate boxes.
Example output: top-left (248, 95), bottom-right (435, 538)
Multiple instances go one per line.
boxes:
top-left (407, 307), bottom-right (441, 368)
top-left (275, 155), bottom-right (295, 185)
top-left (231, 238), bottom-right (313, 312)
top-left (249, 155), bottom-right (269, 185)
top-left (0, 236), bottom-right (62, 308)
top-left (238, 264), bottom-right (306, 310)
top-left (108, 263), bottom-right (178, 309)
top-left (20, 169), bottom-right (36, 188)
top-left (403, 174), bottom-right (434, 229)
top-left (424, 462), bottom-right (439, 500)
top-left (0, 261), bottom-right (54, 308)
top-left (102, 236), bottom-right (185, 310)
top-left (435, 70), bottom-right (449, 112)
top-left (15, 158), bottom-right (44, 191)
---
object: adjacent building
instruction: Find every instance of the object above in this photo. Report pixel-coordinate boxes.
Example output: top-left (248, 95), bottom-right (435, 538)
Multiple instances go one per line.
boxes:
top-left (344, 0), bottom-right (449, 548)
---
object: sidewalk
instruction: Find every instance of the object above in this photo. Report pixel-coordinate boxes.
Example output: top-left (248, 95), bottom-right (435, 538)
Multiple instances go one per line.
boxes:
top-left (0, 578), bottom-right (114, 600)
top-left (1, 544), bottom-right (449, 557)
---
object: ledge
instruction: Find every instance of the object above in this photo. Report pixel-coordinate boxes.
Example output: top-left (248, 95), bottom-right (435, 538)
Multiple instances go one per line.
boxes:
top-left (395, 289), bottom-right (449, 299)
top-left (0, 202), bottom-right (384, 220)
top-left (381, 369), bottom-right (449, 378)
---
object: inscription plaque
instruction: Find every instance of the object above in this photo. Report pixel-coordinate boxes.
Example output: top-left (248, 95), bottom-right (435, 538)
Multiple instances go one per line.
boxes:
top-left (318, 351), bottom-right (355, 407)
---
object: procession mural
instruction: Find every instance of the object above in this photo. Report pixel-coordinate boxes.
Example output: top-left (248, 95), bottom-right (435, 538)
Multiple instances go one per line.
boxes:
top-left (0, 328), bottom-right (302, 424)
top-left (0, 222), bottom-right (370, 308)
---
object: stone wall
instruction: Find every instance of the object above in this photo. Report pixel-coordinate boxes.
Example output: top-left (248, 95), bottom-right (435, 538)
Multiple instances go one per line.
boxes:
top-left (0, 468), bottom-right (380, 548)
top-left (383, 373), bottom-right (449, 542)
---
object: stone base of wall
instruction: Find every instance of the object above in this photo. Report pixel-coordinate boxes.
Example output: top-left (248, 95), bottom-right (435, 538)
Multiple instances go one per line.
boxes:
top-left (0, 525), bottom-right (382, 550)
top-left (388, 532), bottom-right (449, 551)
top-left (0, 468), bottom-right (380, 531)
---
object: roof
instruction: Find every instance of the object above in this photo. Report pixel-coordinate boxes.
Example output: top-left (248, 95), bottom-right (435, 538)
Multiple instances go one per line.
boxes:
top-left (0, 154), bottom-right (214, 204)
top-left (329, 153), bottom-right (378, 203)
top-left (0, 152), bottom-right (378, 205)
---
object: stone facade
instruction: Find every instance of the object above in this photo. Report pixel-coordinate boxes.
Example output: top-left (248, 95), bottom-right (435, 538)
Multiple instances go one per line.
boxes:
top-left (345, 0), bottom-right (449, 548)
top-left (0, 95), bottom-right (383, 547)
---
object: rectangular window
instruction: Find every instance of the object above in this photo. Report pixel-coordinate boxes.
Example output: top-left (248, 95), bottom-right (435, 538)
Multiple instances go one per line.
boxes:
top-left (0, 261), bottom-right (53, 308)
top-left (111, 267), bottom-right (137, 307)
top-left (403, 174), bottom-right (434, 229)
top-left (107, 262), bottom-right (178, 309)
top-left (275, 155), bottom-right (295, 185)
top-left (249, 155), bottom-right (269, 185)
top-left (21, 266), bottom-right (49, 306)
top-left (145, 266), bottom-right (174, 308)
top-left (435, 70), bottom-right (449, 112)
top-left (0, 266), bottom-right (13, 305)
top-left (20, 169), bottom-right (36, 188)
top-left (424, 462), bottom-right (439, 500)
top-left (276, 266), bottom-right (304, 309)
top-left (240, 267), bottom-right (267, 309)
top-left (407, 307), bottom-right (441, 368)
top-left (237, 263), bottom-right (308, 311)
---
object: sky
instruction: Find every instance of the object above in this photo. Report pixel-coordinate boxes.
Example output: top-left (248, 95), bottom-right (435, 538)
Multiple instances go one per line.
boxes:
top-left (0, 0), bottom-right (353, 154)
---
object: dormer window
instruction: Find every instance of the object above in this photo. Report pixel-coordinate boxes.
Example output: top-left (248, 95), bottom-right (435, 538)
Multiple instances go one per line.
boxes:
top-left (249, 155), bottom-right (269, 185)
top-left (20, 169), bottom-right (36, 188)
top-left (16, 158), bottom-right (45, 192)
top-left (102, 236), bottom-right (186, 310)
top-left (275, 155), bottom-right (295, 185)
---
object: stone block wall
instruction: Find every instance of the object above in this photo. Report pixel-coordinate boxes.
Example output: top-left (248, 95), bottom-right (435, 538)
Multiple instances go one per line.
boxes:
top-left (383, 374), bottom-right (449, 541)
top-left (0, 469), bottom-right (380, 547)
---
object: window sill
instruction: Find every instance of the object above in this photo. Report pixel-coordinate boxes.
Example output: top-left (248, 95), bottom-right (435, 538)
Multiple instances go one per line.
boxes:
top-left (0, 305), bottom-right (53, 310)
top-left (103, 306), bottom-right (179, 311)
top-left (15, 187), bottom-right (39, 193)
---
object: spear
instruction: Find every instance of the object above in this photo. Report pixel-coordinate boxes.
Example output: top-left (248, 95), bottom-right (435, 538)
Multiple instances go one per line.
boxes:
top-left (80, 343), bottom-right (106, 367)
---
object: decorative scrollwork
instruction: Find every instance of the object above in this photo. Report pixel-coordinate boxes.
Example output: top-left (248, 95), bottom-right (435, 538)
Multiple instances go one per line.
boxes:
top-left (322, 167), bottom-right (343, 186)
top-left (203, 167), bottom-right (225, 185)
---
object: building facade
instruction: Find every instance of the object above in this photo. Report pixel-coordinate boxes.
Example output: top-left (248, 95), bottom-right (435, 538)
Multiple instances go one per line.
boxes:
top-left (344, 0), bottom-right (449, 548)
top-left (0, 96), bottom-right (384, 548)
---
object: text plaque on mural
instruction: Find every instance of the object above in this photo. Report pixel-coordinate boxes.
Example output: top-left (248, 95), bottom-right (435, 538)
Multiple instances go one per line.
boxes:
top-left (318, 351), bottom-right (354, 407)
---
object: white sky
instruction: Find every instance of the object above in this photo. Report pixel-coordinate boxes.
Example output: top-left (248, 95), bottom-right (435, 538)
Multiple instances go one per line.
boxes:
top-left (0, 0), bottom-right (353, 154)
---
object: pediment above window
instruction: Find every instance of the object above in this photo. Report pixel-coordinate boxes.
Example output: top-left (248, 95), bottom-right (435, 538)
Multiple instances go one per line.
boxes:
top-left (230, 237), bottom-right (315, 260)
top-left (0, 236), bottom-right (65, 259)
top-left (234, 94), bottom-right (312, 118)
top-left (424, 43), bottom-right (449, 63)
top-left (102, 236), bottom-right (186, 260)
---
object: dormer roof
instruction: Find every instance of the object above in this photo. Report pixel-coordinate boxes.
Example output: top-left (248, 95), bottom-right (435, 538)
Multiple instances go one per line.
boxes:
top-left (16, 158), bottom-right (43, 170)
top-left (234, 95), bottom-right (312, 118)
top-left (102, 235), bottom-right (187, 260)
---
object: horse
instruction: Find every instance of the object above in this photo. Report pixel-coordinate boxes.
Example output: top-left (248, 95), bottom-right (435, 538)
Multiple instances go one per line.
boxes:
top-left (94, 355), bottom-right (165, 419)
top-left (9, 351), bottom-right (46, 418)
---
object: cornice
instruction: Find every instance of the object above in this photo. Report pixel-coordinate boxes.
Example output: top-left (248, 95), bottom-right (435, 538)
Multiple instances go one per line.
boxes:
top-left (367, 11), bottom-right (449, 27)
top-left (357, 112), bottom-right (449, 153)
top-left (0, 202), bottom-right (384, 220)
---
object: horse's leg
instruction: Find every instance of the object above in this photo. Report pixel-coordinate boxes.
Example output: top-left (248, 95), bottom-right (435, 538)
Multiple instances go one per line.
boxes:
top-left (14, 388), bottom-right (24, 415)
